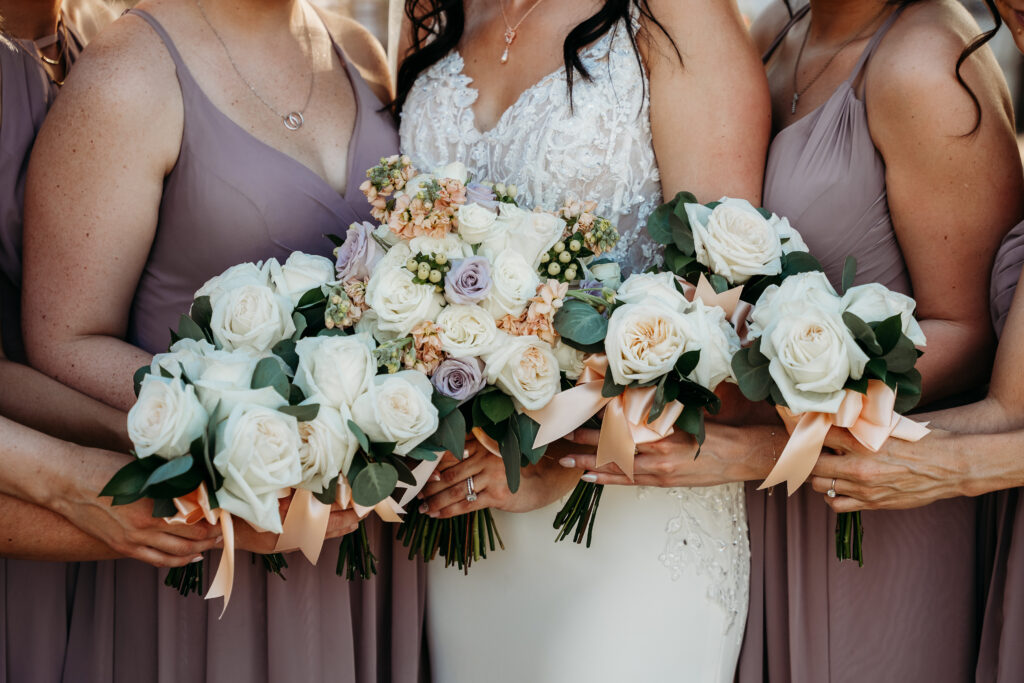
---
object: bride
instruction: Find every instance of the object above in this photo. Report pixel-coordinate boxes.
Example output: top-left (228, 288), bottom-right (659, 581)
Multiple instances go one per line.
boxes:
top-left (396, 0), bottom-right (769, 679)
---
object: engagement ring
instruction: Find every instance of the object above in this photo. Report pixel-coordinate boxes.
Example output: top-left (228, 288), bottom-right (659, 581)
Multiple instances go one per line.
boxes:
top-left (466, 476), bottom-right (478, 502)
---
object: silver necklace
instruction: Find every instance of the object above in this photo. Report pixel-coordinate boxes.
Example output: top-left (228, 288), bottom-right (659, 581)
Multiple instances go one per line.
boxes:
top-left (196, 0), bottom-right (316, 131)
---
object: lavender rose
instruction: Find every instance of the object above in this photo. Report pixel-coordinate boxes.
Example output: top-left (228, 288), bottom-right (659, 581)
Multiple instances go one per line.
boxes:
top-left (430, 357), bottom-right (486, 402)
top-left (444, 256), bottom-right (493, 305)
top-left (335, 221), bottom-right (384, 282)
top-left (465, 182), bottom-right (498, 210)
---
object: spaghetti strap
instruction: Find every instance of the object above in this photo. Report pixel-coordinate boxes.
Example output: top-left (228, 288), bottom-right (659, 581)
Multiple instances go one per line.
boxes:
top-left (762, 4), bottom-right (810, 64)
top-left (846, 6), bottom-right (906, 85)
top-left (126, 9), bottom-right (194, 82)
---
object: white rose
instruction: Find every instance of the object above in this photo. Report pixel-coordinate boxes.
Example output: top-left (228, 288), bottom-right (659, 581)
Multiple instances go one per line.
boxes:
top-left (194, 262), bottom-right (268, 301)
top-left (758, 301), bottom-right (870, 414)
top-left (435, 161), bottom-right (469, 184)
top-left (553, 341), bottom-right (586, 380)
top-left (482, 333), bottom-right (561, 410)
top-left (402, 172), bottom-right (436, 198)
top-left (682, 300), bottom-right (741, 390)
top-left (372, 223), bottom-right (401, 248)
top-left (297, 400), bottom-right (359, 494)
top-left (769, 213), bottom-right (809, 255)
top-left (150, 338), bottom-right (218, 383)
top-left (209, 283), bottom-right (295, 354)
top-left (265, 252), bottom-right (335, 306)
top-left (292, 334), bottom-right (377, 409)
top-left (841, 283), bottom-right (927, 347)
top-left (479, 204), bottom-right (528, 258)
top-left (214, 404), bottom-right (302, 533)
top-left (365, 265), bottom-right (445, 337)
top-left (127, 375), bottom-right (209, 458)
top-left (481, 250), bottom-right (540, 319)
top-left (615, 272), bottom-right (690, 313)
top-left (605, 303), bottom-right (696, 385)
top-left (192, 351), bottom-right (286, 418)
top-left (456, 203), bottom-right (501, 244)
top-left (350, 371), bottom-right (439, 455)
top-left (750, 271), bottom-right (840, 338)
top-left (409, 233), bottom-right (473, 261)
top-left (354, 309), bottom-right (400, 344)
top-left (436, 304), bottom-right (498, 357)
top-left (378, 242), bottom-right (413, 269)
top-left (588, 260), bottom-right (622, 290)
top-left (483, 206), bottom-right (565, 267)
top-left (684, 200), bottom-right (781, 284)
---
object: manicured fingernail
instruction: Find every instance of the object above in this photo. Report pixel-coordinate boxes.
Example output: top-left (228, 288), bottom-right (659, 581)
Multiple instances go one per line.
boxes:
top-left (581, 473), bottom-right (597, 483)
top-left (428, 511), bottom-right (439, 518)
top-left (215, 536), bottom-right (223, 544)
top-left (559, 457), bottom-right (575, 468)
top-left (463, 448), bottom-right (471, 458)
top-left (431, 474), bottom-right (441, 481)
top-left (191, 555), bottom-right (204, 563)
top-left (419, 503), bottom-right (429, 513)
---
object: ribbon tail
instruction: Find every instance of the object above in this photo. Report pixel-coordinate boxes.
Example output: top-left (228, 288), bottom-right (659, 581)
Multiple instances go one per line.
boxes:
top-left (890, 415), bottom-right (931, 443)
top-left (597, 396), bottom-right (636, 480)
top-left (275, 488), bottom-right (331, 565)
top-left (373, 499), bottom-right (404, 523)
top-left (471, 427), bottom-right (502, 457)
top-left (205, 511), bottom-right (235, 618)
top-left (760, 411), bottom-right (832, 496)
top-left (524, 382), bottom-right (610, 448)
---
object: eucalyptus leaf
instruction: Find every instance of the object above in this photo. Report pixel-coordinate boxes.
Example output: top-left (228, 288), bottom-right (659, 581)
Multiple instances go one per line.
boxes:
top-left (843, 312), bottom-right (884, 356)
top-left (649, 375), bottom-right (669, 422)
top-left (881, 335), bottom-right (918, 374)
top-left (601, 369), bottom-right (626, 398)
top-left (500, 421), bottom-right (522, 494)
top-left (151, 498), bottom-right (178, 518)
top-left (480, 392), bottom-right (515, 424)
top-left (351, 463), bottom-right (399, 507)
top-left (670, 202), bottom-right (695, 255)
top-left (840, 256), bottom-right (858, 294)
top-left (177, 315), bottom-right (205, 342)
top-left (347, 420), bottom-right (370, 453)
top-left (663, 245), bottom-right (696, 276)
top-left (273, 339), bottom-right (299, 374)
top-left (553, 299), bottom-right (608, 346)
top-left (780, 251), bottom-right (824, 277)
top-left (190, 296), bottom-right (213, 332)
top-left (100, 457), bottom-right (163, 498)
top-left (873, 314), bottom-right (903, 354)
top-left (675, 349), bottom-right (701, 378)
top-left (431, 408), bottom-right (467, 458)
top-left (731, 344), bottom-right (772, 402)
top-left (291, 311), bottom-right (308, 341)
top-left (675, 403), bottom-right (706, 444)
top-left (514, 413), bottom-right (546, 464)
top-left (278, 403), bottom-right (320, 422)
top-left (431, 392), bottom-right (460, 419)
top-left (141, 455), bottom-right (195, 490)
top-left (317, 327), bottom-right (346, 337)
top-left (313, 475), bottom-right (339, 505)
top-left (709, 274), bottom-right (730, 294)
top-left (646, 203), bottom-right (678, 246)
top-left (406, 446), bottom-right (441, 461)
top-left (251, 357), bottom-right (290, 400)
top-left (388, 456), bottom-right (418, 486)
top-left (288, 384), bottom-right (306, 406)
top-left (296, 286), bottom-right (327, 310)
top-left (133, 366), bottom-right (151, 397)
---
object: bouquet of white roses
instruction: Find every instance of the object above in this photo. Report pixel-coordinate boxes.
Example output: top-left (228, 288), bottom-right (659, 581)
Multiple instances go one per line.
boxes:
top-left (731, 264), bottom-right (930, 564)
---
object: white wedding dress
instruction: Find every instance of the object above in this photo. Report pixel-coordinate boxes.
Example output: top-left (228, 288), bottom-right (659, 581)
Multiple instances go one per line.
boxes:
top-left (400, 17), bottom-right (749, 682)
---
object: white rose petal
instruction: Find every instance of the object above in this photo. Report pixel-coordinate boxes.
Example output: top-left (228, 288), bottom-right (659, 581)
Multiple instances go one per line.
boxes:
top-left (615, 272), bottom-right (690, 314)
top-left (127, 375), bottom-right (208, 458)
top-left (588, 261), bottom-right (622, 290)
top-left (482, 333), bottom-right (561, 411)
top-left (750, 271), bottom-right (840, 339)
top-left (208, 283), bottom-right (295, 354)
top-left (350, 372), bottom-right (440, 455)
top-left (435, 161), bottom-right (469, 184)
top-left (841, 283), bottom-right (927, 347)
top-left (553, 341), bottom-right (586, 381)
top-left (265, 252), bottom-right (335, 306)
top-left (605, 303), bottom-right (696, 385)
top-left (192, 351), bottom-right (286, 418)
top-left (150, 338), bottom-right (218, 383)
top-left (682, 300), bottom-right (741, 390)
top-left (214, 404), bottom-right (303, 533)
top-left (365, 265), bottom-right (445, 337)
top-left (293, 334), bottom-right (377, 409)
top-left (480, 250), bottom-right (541, 319)
top-left (409, 233), bottom-right (473, 261)
top-left (195, 262), bottom-right (268, 302)
top-left (436, 305), bottom-right (498, 357)
top-left (297, 400), bottom-right (359, 493)
top-left (456, 203), bottom-right (500, 245)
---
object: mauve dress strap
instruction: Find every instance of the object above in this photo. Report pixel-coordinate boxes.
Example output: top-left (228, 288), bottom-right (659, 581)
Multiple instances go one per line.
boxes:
top-left (990, 220), bottom-right (1024, 338)
top-left (761, 4), bottom-right (810, 64)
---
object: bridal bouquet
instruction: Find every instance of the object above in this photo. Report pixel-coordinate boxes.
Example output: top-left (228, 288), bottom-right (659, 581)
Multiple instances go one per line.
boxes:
top-left (346, 156), bottom-right (621, 571)
top-left (731, 264), bottom-right (930, 564)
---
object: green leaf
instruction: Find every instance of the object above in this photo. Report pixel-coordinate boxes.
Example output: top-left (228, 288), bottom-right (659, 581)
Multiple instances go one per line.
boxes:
top-left (881, 335), bottom-right (918, 374)
top-left (646, 203), bottom-right (679, 246)
top-left (351, 463), bottom-right (399, 507)
top-left (288, 384), bottom-right (306, 406)
top-left (133, 366), bottom-right (151, 397)
top-left (675, 403), bottom-right (706, 444)
top-left (553, 299), bottom-right (608, 347)
top-left (278, 403), bottom-right (320, 422)
top-left (406, 446), bottom-right (441, 461)
top-left (864, 358), bottom-right (888, 382)
top-left (296, 286), bottom-right (327, 310)
top-left (291, 311), bottom-right (308, 340)
top-left (769, 384), bottom-right (789, 408)
top-left (649, 375), bottom-right (669, 422)
top-left (273, 339), bottom-right (299, 374)
top-left (780, 251), bottom-right (824, 277)
top-left (662, 245), bottom-right (696, 276)
top-left (431, 392), bottom-right (460, 419)
top-left (671, 202), bottom-right (695, 254)
top-left (675, 349), bottom-right (701, 378)
top-left (480, 392), bottom-right (515, 423)
top-left (190, 296), bottom-right (213, 332)
top-left (100, 457), bottom-right (163, 498)
top-left (141, 455), bottom-right (195, 490)
top-left (709, 273), bottom-right (730, 294)
top-left (500, 420), bottom-right (522, 494)
top-left (430, 408), bottom-right (467, 458)
top-left (893, 369), bottom-right (923, 413)
top-left (177, 314), bottom-right (205, 342)
top-left (873, 314), bottom-right (903, 354)
top-left (317, 327), bottom-right (346, 337)
top-left (151, 498), bottom-right (178, 518)
top-left (840, 256), bottom-right (857, 294)
top-left (731, 344), bottom-right (772, 401)
top-left (387, 456), bottom-right (418, 486)
top-left (347, 420), bottom-right (370, 453)
top-left (251, 357), bottom-right (290, 400)
top-left (843, 312), bottom-right (884, 356)
top-left (601, 368), bottom-right (626, 398)
top-left (845, 376), bottom-right (869, 395)
top-left (471, 394), bottom-right (494, 428)
top-left (514, 413), bottom-right (546, 464)
top-left (756, 207), bottom-right (772, 219)
top-left (313, 476), bottom-right (339, 505)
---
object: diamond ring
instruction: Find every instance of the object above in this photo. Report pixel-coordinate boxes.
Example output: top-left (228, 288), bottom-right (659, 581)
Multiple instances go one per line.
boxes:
top-left (827, 478), bottom-right (837, 498)
top-left (466, 476), bottom-right (478, 503)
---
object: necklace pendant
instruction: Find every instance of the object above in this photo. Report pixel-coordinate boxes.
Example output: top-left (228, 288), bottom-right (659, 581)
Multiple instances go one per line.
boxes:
top-left (500, 46), bottom-right (510, 64)
top-left (283, 111), bottom-right (304, 131)
top-left (791, 92), bottom-right (799, 115)
top-left (501, 28), bottom-right (516, 64)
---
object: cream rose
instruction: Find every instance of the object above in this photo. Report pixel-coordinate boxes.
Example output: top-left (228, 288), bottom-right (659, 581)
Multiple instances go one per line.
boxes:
top-left (364, 265), bottom-right (445, 337)
top-left (296, 400), bottom-right (359, 494)
top-left (191, 352), bottom-right (286, 418)
top-left (588, 260), bottom-right (622, 290)
top-left (605, 303), bottom-right (696, 385)
top-left (841, 283), bottom-right (927, 346)
top-left (482, 333), bottom-right (561, 410)
top-left (194, 262), bottom-right (268, 301)
top-left (213, 404), bottom-right (302, 533)
top-left (409, 233), bottom-right (473, 261)
top-left (436, 304), bottom-right (498, 357)
top-left (127, 375), bottom-right (209, 458)
top-left (750, 271), bottom-right (841, 338)
top-left (265, 252), bottom-right (335, 306)
top-left (615, 272), bottom-right (690, 313)
top-left (150, 338), bottom-right (218, 383)
top-left (292, 334), bottom-right (377, 409)
top-left (480, 250), bottom-right (541, 319)
top-left (208, 283), bottom-right (295, 354)
top-left (456, 203), bottom-right (501, 244)
top-left (482, 206), bottom-right (565, 267)
top-left (350, 371), bottom-right (440, 455)
top-left (682, 300), bottom-right (741, 390)
top-left (435, 161), bottom-right (469, 184)
top-left (553, 341), bottom-right (586, 380)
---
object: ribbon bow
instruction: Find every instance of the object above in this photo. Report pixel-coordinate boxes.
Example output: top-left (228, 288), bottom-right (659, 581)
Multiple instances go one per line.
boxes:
top-left (524, 354), bottom-right (682, 479)
top-left (760, 380), bottom-right (931, 495)
top-left (168, 483), bottom-right (235, 616)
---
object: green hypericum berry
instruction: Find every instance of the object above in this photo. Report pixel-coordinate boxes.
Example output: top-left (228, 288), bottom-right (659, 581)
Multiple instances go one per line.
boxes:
top-left (553, 241), bottom-right (566, 254)
top-left (540, 252), bottom-right (551, 264)
top-left (429, 270), bottom-right (442, 283)
top-left (406, 259), bottom-right (419, 272)
top-left (565, 266), bottom-right (578, 281)
top-left (435, 254), bottom-right (448, 265)
top-left (569, 239), bottom-right (582, 252)
top-left (547, 263), bottom-right (561, 276)
top-left (558, 251), bottom-right (572, 264)
top-left (417, 263), bottom-right (431, 279)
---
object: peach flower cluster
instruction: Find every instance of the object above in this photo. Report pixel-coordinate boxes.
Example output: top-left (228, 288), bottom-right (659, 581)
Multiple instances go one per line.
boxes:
top-left (496, 279), bottom-right (568, 345)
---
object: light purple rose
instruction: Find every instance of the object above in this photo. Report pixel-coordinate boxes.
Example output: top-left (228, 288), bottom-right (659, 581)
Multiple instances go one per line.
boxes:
top-left (431, 357), bottom-right (486, 403)
top-left (444, 256), bottom-right (493, 305)
top-left (465, 183), bottom-right (498, 210)
top-left (335, 221), bottom-right (384, 281)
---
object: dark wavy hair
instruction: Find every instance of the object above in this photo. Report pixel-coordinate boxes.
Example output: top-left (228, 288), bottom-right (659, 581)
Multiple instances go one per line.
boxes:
top-left (781, 0), bottom-right (1002, 134)
top-left (391, 0), bottom-right (680, 117)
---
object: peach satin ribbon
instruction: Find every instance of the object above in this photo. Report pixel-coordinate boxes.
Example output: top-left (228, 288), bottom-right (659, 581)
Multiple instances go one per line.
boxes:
top-left (760, 379), bottom-right (931, 495)
top-left (523, 354), bottom-right (683, 480)
top-left (168, 483), bottom-right (235, 616)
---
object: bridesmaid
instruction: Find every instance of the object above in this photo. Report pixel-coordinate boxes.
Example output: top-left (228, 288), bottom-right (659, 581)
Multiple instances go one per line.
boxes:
top-left (21, 1), bottom-right (425, 681)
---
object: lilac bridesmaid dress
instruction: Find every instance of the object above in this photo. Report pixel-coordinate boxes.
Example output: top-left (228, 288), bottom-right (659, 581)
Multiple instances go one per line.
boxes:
top-left (59, 10), bottom-right (426, 682)
top-left (0, 26), bottom-right (89, 683)
top-left (738, 8), bottom-right (980, 681)
top-left (990, 221), bottom-right (1024, 338)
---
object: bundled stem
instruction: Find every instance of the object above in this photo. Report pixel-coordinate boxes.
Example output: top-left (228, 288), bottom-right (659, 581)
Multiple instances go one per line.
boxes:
top-left (165, 562), bottom-right (204, 597)
top-left (396, 508), bottom-right (504, 573)
top-left (835, 511), bottom-right (864, 566)
top-left (553, 481), bottom-right (604, 547)
top-left (337, 521), bottom-right (378, 580)
top-left (258, 552), bottom-right (289, 577)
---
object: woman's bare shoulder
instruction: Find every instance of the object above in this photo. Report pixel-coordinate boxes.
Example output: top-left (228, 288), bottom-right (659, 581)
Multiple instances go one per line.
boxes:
top-left (315, 8), bottom-right (393, 104)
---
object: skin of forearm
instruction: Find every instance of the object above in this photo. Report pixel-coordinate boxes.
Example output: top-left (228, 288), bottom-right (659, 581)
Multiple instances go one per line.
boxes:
top-left (915, 318), bottom-right (994, 407)
top-left (28, 335), bottom-right (150, 413)
top-left (0, 493), bottom-right (117, 561)
top-left (0, 358), bottom-right (129, 451)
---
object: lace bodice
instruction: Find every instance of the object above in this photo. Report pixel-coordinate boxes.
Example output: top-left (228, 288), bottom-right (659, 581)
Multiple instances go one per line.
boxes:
top-left (399, 19), bottom-right (662, 274)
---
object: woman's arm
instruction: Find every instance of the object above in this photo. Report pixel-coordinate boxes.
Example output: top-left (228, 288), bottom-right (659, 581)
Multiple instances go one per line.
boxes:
top-left (0, 494), bottom-right (119, 561)
top-left (22, 16), bottom-right (182, 410)
top-left (644, 0), bottom-right (771, 203)
top-left (867, 4), bottom-right (1024, 403)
